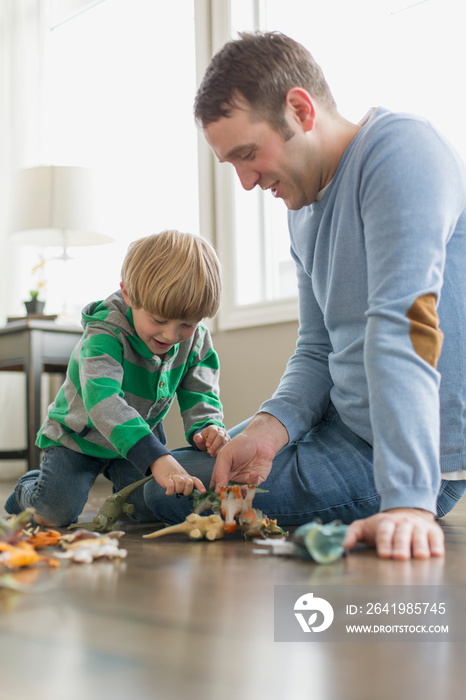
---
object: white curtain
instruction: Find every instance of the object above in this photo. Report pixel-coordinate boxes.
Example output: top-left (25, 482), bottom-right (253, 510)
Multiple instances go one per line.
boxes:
top-left (0, 0), bottom-right (45, 476)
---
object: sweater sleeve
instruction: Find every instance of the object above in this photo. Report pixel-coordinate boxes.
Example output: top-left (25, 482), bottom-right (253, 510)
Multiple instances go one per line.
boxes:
top-left (79, 330), bottom-right (169, 472)
top-left (259, 250), bottom-right (333, 442)
top-left (361, 117), bottom-right (465, 513)
top-left (175, 325), bottom-right (225, 444)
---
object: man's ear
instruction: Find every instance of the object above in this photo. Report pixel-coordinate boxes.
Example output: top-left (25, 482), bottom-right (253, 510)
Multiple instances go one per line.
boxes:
top-left (120, 281), bottom-right (131, 306)
top-left (285, 88), bottom-right (316, 132)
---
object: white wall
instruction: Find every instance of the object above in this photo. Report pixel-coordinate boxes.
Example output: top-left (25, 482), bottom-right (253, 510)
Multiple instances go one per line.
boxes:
top-left (164, 320), bottom-right (298, 447)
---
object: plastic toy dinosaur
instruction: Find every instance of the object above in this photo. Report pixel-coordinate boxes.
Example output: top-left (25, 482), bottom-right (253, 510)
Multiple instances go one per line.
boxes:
top-left (292, 520), bottom-right (348, 563)
top-left (220, 484), bottom-right (243, 532)
top-left (0, 541), bottom-right (60, 569)
top-left (143, 513), bottom-right (225, 541)
top-left (58, 532), bottom-right (128, 563)
top-left (0, 509), bottom-right (36, 545)
top-left (254, 520), bottom-right (348, 563)
top-left (190, 482), bottom-right (269, 515)
top-left (68, 475), bottom-right (153, 532)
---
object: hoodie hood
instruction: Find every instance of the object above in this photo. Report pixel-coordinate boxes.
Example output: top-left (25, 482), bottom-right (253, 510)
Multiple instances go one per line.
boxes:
top-left (81, 289), bottom-right (170, 360)
top-left (81, 290), bottom-right (134, 334)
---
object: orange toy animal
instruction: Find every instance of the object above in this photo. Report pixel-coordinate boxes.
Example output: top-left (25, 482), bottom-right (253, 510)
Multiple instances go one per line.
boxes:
top-left (219, 485), bottom-right (243, 532)
top-left (0, 541), bottom-right (60, 569)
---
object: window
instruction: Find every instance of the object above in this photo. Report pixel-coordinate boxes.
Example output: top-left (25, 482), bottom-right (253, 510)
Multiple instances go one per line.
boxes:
top-left (214, 0), bottom-right (466, 329)
top-left (40, 0), bottom-right (200, 318)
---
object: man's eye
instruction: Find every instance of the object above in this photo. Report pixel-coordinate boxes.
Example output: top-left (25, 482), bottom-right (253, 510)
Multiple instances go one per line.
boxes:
top-left (241, 151), bottom-right (255, 161)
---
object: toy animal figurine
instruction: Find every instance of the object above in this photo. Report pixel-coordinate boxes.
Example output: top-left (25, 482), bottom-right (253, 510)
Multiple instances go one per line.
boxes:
top-left (0, 508), bottom-right (36, 545)
top-left (143, 513), bottom-right (225, 541)
top-left (223, 484), bottom-right (288, 540)
top-left (253, 520), bottom-right (348, 563)
top-left (68, 475), bottom-right (153, 532)
top-left (0, 541), bottom-right (60, 569)
top-left (58, 532), bottom-right (128, 564)
top-left (144, 484), bottom-right (287, 543)
top-left (191, 488), bottom-right (222, 515)
top-left (292, 520), bottom-right (348, 564)
top-left (190, 482), bottom-right (268, 515)
top-left (220, 484), bottom-right (243, 532)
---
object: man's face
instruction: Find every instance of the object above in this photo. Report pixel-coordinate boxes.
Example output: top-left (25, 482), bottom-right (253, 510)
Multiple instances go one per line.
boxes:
top-left (204, 102), bottom-right (321, 210)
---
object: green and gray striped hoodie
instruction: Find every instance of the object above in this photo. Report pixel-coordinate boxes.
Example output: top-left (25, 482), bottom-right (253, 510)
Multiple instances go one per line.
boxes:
top-left (37, 291), bottom-right (225, 474)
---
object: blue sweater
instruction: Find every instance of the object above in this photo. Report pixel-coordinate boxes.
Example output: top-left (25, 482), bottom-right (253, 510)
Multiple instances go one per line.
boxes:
top-left (260, 108), bottom-right (466, 514)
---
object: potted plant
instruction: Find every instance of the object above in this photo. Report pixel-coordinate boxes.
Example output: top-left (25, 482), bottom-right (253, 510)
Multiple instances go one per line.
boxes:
top-left (24, 290), bottom-right (46, 316)
top-left (24, 256), bottom-right (46, 316)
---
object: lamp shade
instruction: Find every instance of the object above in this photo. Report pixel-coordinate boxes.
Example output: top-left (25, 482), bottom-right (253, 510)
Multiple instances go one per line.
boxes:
top-left (11, 165), bottom-right (113, 246)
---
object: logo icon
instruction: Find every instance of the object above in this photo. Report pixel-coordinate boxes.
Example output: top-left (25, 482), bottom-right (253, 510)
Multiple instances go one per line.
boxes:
top-left (294, 592), bottom-right (334, 633)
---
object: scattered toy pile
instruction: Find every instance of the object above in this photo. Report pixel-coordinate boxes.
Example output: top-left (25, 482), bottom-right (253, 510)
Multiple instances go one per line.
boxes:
top-left (0, 509), bottom-right (128, 592)
top-left (1, 477), bottom-right (349, 591)
top-left (144, 483), bottom-right (288, 541)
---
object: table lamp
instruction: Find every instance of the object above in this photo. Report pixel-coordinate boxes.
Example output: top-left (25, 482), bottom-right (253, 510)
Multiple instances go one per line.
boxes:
top-left (11, 165), bottom-right (113, 316)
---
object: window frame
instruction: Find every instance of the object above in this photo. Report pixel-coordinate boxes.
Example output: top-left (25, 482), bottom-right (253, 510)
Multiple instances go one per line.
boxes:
top-left (198, 0), bottom-right (299, 331)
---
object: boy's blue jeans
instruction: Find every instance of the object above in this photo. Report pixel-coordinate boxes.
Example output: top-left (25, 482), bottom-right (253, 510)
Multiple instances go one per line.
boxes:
top-left (6, 404), bottom-right (465, 527)
top-left (5, 448), bottom-right (157, 526)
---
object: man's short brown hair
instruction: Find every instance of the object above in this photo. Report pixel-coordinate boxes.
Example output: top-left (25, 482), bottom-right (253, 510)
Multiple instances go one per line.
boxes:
top-left (194, 31), bottom-right (337, 136)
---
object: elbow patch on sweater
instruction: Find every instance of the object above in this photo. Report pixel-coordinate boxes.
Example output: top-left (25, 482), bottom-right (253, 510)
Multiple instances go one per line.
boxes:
top-left (406, 293), bottom-right (443, 368)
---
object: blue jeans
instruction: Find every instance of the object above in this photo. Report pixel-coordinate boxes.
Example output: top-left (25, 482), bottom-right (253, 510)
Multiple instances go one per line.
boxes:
top-left (144, 404), bottom-right (466, 525)
top-left (6, 406), bottom-right (465, 527)
top-left (5, 447), bottom-right (157, 526)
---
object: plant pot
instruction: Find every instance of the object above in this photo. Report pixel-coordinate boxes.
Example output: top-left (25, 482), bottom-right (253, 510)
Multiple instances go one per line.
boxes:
top-left (24, 299), bottom-right (46, 316)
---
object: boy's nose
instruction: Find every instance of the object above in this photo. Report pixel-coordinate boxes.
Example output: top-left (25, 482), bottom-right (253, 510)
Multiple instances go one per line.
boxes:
top-left (161, 323), bottom-right (179, 343)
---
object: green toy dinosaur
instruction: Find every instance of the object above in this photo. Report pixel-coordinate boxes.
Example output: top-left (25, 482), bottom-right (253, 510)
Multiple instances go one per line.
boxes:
top-left (190, 482), bottom-right (269, 515)
top-left (68, 475), bottom-right (153, 532)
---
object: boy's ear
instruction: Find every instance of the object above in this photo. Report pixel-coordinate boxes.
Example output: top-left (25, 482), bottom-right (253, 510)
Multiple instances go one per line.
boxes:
top-left (285, 88), bottom-right (316, 132)
top-left (120, 281), bottom-right (131, 306)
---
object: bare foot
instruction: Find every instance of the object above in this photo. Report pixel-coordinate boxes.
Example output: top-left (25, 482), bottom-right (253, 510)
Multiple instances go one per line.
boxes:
top-left (34, 513), bottom-right (57, 528)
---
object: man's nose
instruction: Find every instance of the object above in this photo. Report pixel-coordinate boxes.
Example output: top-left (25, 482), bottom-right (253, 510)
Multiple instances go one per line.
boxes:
top-left (234, 163), bottom-right (259, 191)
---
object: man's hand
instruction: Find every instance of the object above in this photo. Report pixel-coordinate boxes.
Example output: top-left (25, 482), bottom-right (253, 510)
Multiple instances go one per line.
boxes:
top-left (192, 425), bottom-right (230, 457)
top-left (209, 413), bottom-right (289, 488)
top-left (344, 508), bottom-right (445, 560)
top-left (150, 454), bottom-right (206, 496)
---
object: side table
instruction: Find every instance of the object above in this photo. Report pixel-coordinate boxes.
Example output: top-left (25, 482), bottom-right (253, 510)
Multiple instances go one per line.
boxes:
top-left (0, 319), bottom-right (82, 471)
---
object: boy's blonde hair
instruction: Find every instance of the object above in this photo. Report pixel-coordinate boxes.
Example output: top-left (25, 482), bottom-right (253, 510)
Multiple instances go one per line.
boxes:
top-left (121, 230), bottom-right (221, 320)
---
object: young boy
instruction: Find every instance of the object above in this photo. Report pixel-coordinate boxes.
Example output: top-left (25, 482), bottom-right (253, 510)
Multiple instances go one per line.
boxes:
top-left (5, 230), bottom-right (229, 527)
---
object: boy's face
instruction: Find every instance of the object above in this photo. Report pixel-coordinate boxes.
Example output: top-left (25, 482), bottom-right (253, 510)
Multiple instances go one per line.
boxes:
top-left (132, 308), bottom-right (198, 356)
top-left (121, 284), bottom-right (198, 356)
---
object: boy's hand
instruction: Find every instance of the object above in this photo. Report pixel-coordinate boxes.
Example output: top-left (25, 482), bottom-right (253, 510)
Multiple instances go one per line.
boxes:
top-left (192, 425), bottom-right (230, 457)
top-left (150, 454), bottom-right (206, 496)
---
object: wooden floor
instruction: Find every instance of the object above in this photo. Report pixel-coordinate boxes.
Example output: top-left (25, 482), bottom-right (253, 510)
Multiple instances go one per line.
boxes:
top-left (1, 477), bottom-right (465, 700)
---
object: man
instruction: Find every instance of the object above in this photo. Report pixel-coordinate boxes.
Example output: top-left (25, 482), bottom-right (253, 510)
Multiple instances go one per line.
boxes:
top-left (149, 31), bottom-right (466, 559)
